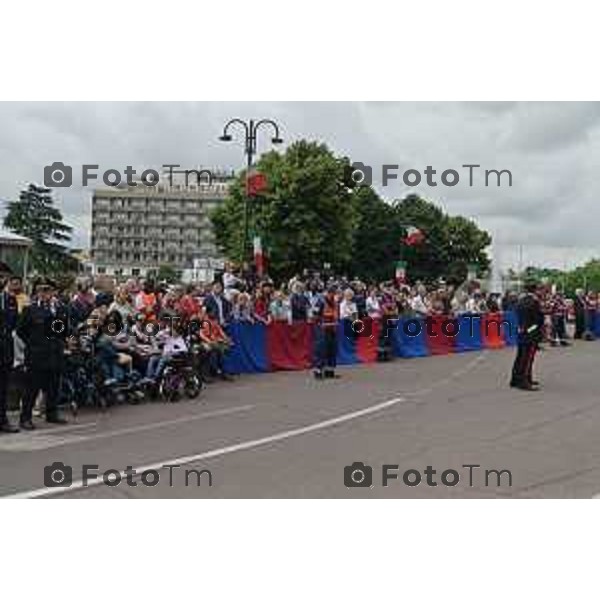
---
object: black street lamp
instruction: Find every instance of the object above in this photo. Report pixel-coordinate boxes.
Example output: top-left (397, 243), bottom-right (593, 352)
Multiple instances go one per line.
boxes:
top-left (218, 118), bottom-right (283, 262)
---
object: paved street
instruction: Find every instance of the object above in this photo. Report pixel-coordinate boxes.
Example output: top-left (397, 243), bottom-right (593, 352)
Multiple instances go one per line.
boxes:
top-left (2, 342), bottom-right (600, 499)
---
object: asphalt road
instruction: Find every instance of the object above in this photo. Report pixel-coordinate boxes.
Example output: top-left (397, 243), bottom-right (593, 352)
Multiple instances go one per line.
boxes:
top-left (2, 341), bottom-right (600, 499)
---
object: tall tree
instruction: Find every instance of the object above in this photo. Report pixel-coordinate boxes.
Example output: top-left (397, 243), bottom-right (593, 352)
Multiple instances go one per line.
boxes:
top-left (394, 194), bottom-right (491, 284)
top-left (3, 183), bottom-right (75, 275)
top-left (350, 185), bottom-right (403, 282)
top-left (212, 140), bottom-right (358, 281)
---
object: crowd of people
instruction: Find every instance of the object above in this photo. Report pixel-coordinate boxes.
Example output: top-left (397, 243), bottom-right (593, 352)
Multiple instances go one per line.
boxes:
top-left (0, 261), bottom-right (592, 432)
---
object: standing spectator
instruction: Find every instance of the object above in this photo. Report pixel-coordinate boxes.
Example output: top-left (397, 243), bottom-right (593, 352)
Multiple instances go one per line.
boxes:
top-left (223, 262), bottom-right (243, 300)
top-left (339, 288), bottom-right (358, 321)
top-left (306, 281), bottom-right (323, 322)
top-left (0, 276), bottom-right (19, 432)
top-left (549, 291), bottom-right (569, 346)
top-left (573, 288), bottom-right (586, 339)
top-left (203, 280), bottom-right (232, 326)
top-left (18, 280), bottom-right (68, 428)
top-left (135, 280), bottom-right (158, 322)
top-left (313, 286), bottom-right (339, 379)
top-left (409, 287), bottom-right (428, 316)
top-left (290, 281), bottom-right (310, 321)
top-left (232, 292), bottom-right (255, 322)
top-left (366, 287), bottom-right (382, 319)
top-left (71, 278), bottom-right (96, 324)
top-left (354, 281), bottom-right (367, 317)
top-left (253, 283), bottom-right (272, 323)
top-left (584, 291), bottom-right (597, 340)
top-left (502, 291), bottom-right (518, 313)
top-left (6, 275), bottom-right (29, 314)
top-left (176, 284), bottom-right (199, 326)
top-left (268, 289), bottom-right (291, 323)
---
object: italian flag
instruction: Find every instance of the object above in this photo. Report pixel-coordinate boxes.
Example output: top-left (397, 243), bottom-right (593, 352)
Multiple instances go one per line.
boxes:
top-left (395, 260), bottom-right (407, 284)
top-left (253, 236), bottom-right (265, 277)
top-left (403, 226), bottom-right (425, 246)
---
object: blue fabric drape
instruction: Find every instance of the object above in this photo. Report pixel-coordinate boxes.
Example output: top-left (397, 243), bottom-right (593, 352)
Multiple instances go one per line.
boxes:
top-left (455, 313), bottom-right (483, 352)
top-left (336, 320), bottom-right (359, 365)
top-left (395, 316), bottom-right (429, 358)
top-left (223, 321), bottom-right (269, 374)
top-left (502, 310), bottom-right (518, 346)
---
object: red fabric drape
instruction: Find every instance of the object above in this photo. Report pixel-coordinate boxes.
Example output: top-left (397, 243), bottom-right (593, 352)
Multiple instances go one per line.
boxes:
top-left (481, 312), bottom-right (505, 349)
top-left (425, 315), bottom-right (456, 355)
top-left (267, 321), bottom-right (314, 371)
top-left (355, 317), bottom-right (381, 363)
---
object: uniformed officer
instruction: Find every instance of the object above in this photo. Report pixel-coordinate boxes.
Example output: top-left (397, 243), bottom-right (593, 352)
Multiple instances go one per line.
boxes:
top-left (549, 291), bottom-right (570, 347)
top-left (17, 279), bottom-right (68, 429)
top-left (510, 282), bottom-right (544, 391)
top-left (0, 275), bottom-right (19, 433)
top-left (313, 286), bottom-right (339, 379)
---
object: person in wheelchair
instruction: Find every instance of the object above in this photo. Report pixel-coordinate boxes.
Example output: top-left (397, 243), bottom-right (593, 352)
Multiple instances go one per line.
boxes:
top-left (145, 319), bottom-right (188, 382)
top-left (90, 309), bottom-right (133, 385)
top-left (130, 313), bottom-right (161, 368)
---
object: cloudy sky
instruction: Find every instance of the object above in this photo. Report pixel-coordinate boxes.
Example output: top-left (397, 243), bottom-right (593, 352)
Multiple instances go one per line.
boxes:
top-left (1, 101), bottom-right (599, 270)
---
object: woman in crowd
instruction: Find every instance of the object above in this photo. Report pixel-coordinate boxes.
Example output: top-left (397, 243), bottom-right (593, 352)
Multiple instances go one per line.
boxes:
top-left (194, 305), bottom-right (233, 380)
top-left (269, 289), bottom-right (291, 323)
top-left (366, 287), bottom-right (382, 319)
top-left (232, 291), bottom-right (255, 323)
top-left (109, 286), bottom-right (135, 323)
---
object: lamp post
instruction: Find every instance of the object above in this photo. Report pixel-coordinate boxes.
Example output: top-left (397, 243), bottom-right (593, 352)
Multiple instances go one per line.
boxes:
top-left (218, 118), bottom-right (283, 263)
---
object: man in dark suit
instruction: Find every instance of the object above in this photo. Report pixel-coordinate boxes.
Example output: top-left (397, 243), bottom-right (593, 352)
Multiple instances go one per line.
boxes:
top-left (510, 282), bottom-right (544, 391)
top-left (17, 279), bottom-right (68, 429)
top-left (203, 281), bottom-right (232, 326)
top-left (0, 275), bottom-right (19, 432)
top-left (573, 288), bottom-right (586, 339)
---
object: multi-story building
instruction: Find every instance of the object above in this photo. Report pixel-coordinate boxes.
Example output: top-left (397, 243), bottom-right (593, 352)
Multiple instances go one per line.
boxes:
top-left (90, 172), bottom-right (233, 279)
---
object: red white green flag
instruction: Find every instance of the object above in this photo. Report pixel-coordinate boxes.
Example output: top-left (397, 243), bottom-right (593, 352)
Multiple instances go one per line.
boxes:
top-left (403, 226), bottom-right (425, 246)
top-left (395, 260), bottom-right (407, 284)
top-left (253, 236), bottom-right (265, 277)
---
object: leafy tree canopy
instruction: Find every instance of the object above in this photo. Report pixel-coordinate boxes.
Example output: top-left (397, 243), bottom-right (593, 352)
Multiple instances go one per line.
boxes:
top-left (211, 141), bottom-right (492, 284)
top-left (3, 183), bottom-right (75, 275)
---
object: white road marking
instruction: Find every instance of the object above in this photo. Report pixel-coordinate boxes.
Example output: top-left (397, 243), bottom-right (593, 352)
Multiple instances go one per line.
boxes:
top-left (2, 396), bottom-right (410, 499)
top-left (0, 405), bottom-right (255, 452)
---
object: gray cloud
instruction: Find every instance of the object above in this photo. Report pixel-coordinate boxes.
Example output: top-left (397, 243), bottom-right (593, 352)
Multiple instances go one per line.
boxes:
top-left (0, 101), bottom-right (598, 270)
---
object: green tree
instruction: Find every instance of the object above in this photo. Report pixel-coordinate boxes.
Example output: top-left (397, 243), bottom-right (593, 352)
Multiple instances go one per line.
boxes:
top-left (156, 264), bottom-right (179, 284)
top-left (211, 140), bottom-right (358, 281)
top-left (3, 183), bottom-right (75, 275)
top-left (350, 185), bottom-right (403, 282)
top-left (393, 194), bottom-right (491, 284)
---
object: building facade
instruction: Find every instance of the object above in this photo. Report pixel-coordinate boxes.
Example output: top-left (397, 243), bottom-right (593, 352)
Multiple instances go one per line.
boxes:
top-left (90, 174), bottom-right (232, 279)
